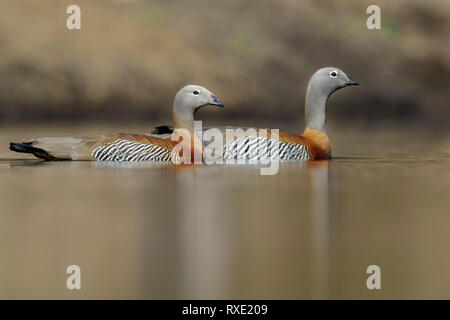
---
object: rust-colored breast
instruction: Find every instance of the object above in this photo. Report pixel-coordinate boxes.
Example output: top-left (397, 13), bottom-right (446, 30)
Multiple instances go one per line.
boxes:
top-left (300, 128), bottom-right (331, 160)
top-left (272, 128), bottom-right (331, 160)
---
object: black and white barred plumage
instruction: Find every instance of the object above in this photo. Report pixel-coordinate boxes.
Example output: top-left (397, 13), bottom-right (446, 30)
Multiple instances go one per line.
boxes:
top-left (92, 136), bottom-right (310, 163)
top-left (222, 136), bottom-right (310, 161)
top-left (92, 139), bottom-right (173, 162)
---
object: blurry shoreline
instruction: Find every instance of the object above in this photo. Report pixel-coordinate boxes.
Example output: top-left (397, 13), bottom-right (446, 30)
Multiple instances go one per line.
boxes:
top-left (0, 0), bottom-right (448, 127)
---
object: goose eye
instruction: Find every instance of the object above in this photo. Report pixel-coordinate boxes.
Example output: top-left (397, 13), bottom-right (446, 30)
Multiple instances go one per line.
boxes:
top-left (329, 71), bottom-right (338, 78)
top-left (193, 90), bottom-right (200, 95)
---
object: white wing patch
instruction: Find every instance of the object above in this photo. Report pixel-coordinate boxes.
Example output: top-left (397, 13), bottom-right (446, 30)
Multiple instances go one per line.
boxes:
top-left (92, 139), bottom-right (173, 162)
top-left (223, 136), bottom-right (310, 161)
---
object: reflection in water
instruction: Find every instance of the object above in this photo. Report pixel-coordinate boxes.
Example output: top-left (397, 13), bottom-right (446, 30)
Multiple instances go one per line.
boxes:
top-left (141, 161), bottom-right (334, 299)
top-left (176, 169), bottom-right (232, 298)
top-left (7, 159), bottom-right (45, 167)
top-left (308, 161), bottom-right (330, 299)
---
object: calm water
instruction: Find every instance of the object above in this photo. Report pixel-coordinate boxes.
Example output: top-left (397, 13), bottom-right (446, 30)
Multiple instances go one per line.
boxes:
top-left (0, 123), bottom-right (449, 299)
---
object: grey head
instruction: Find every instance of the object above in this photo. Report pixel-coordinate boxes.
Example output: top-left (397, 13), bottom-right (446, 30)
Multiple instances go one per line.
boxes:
top-left (172, 84), bottom-right (224, 131)
top-left (305, 67), bottom-right (359, 133)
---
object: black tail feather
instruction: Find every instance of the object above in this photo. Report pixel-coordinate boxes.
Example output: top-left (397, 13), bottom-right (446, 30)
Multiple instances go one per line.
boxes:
top-left (9, 142), bottom-right (58, 160)
top-left (10, 142), bottom-right (36, 153)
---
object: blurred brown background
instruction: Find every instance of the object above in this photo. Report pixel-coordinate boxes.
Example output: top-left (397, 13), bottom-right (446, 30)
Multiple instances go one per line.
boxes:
top-left (0, 0), bottom-right (448, 126)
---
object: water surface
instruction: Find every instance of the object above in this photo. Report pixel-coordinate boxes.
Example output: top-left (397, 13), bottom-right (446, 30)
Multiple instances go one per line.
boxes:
top-left (0, 123), bottom-right (449, 299)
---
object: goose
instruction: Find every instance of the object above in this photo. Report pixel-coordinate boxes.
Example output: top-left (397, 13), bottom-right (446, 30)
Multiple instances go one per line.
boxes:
top-left (225, 67), bottom-right (359, 160)
top-left (154, 67), bottom-right (359, 161)
top-left (9, 85), bottom-right (224, 162)
top-left (221, 67), bottom-right (359, 160)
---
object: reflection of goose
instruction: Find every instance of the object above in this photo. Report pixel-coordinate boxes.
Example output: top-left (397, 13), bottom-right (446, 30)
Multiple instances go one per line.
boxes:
top-left (9, 85), bottom-right (224, 162)
top-left (308, 161), bottom-right (331, 299)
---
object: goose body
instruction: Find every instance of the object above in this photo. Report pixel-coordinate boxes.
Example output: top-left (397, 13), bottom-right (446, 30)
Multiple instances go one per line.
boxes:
top-left (9, 85), bottom-right (224, 162)
top-left (11, 133), bottom-right (178, 161)
top-left (219, 127), bottom-right (329, 161)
